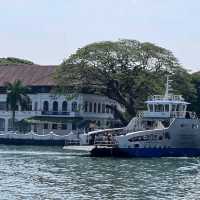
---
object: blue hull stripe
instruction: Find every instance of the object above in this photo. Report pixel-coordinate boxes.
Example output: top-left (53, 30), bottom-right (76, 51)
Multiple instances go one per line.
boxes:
top-left (118, 148), bottom-right (200, 157)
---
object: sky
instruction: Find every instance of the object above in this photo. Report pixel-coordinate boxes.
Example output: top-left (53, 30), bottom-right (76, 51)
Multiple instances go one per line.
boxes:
top-left (0, 0), bottom-right (199, 72)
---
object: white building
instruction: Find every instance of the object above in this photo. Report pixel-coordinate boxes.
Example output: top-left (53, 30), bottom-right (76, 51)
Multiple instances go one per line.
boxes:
top-left (0, 65), bottom-right (121, 134)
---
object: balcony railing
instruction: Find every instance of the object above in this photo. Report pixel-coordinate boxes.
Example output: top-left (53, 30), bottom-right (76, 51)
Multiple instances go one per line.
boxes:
top-left (42, 111), bottom-right (70, 115)
top-left (41, 111), bottom-right (81, 117)
top-left (0, 110), bottom-right (41, 116)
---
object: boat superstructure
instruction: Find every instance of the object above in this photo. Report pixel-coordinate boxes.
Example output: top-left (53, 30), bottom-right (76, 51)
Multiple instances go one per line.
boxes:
top-left (90, 76), bottom-right (200, 157)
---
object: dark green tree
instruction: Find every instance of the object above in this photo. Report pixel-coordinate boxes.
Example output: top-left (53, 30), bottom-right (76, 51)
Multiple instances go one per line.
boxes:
top-left (5, 80), bottom-right (30, 130)
top-left (55, 39), bottom-right (192, 124)
top-left (190, 72), bottom-right (200, 116)
top-left (0, 57), bottom-right (34, 65)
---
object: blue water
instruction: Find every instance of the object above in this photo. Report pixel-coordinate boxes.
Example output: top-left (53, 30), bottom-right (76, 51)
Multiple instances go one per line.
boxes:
top-left (0, 145), bottom-right (200, 200)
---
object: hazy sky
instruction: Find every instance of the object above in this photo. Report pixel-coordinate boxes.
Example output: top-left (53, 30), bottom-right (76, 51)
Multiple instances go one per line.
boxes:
top-left (0, 0), bottom-right (199, 71)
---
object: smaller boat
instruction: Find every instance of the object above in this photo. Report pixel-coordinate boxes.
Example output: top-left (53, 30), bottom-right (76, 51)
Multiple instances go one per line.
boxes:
top-left (63, 128), bottom-right (123, 153)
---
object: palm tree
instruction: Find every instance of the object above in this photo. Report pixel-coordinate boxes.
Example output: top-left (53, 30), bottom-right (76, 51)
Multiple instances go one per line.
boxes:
top-left (5, 80), bottom-right (30, 131)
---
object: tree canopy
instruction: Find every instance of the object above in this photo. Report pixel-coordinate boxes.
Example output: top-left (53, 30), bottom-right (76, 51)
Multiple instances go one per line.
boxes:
top-left (0, 57), bottom-right (34, 65)
top-left (5, 80), bottom-right (30, 130)
top-left (55, 39), bottom-right (197, 124)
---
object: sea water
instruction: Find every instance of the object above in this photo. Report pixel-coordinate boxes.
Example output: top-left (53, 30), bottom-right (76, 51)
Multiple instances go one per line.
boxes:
top-left (0, 145), bottom-right (200, 200)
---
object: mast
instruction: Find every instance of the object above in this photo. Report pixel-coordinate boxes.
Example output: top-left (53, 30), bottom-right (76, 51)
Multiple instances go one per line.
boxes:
top-left (164, 75), bottom-right (173, 100)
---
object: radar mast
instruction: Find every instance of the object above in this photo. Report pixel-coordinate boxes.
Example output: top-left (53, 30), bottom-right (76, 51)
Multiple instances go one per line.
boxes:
top-left (164, 75), bottom-right (173, 100)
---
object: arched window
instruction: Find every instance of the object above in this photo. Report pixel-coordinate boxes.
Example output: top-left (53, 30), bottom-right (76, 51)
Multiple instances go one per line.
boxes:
top-left (15, 105), bottom-right (19, 111)
top-left (106, 105), bottom-right (109, 113)
top-left (102, 104), bottom-right (105, 113)
top-left (0, 118), bottom-right (5, 131)
top-left (62, 101), bottom-right (68, 111)
top-left (61, 124), bottom-right (67, 130)
top-left (27, 101), bottom-right (32, 111)
top-left (89, 102), bottom-right (93, 112)
top-left (53, 101), bottom-right (58, 112)
top-left (34, 102), bottom-right (38, 111)
top-left (43, 101), bottom-right (49, 112)
top-left (94, 103), bottom-right (97, 113)
top-left (110, 104), bottom-right (114, 114)
top-left (98, 103), bottom-right (101, 113)
top-left (84, 101), bottom-right (88, 112)
top-left (72, 102), bottom-right (77, 112)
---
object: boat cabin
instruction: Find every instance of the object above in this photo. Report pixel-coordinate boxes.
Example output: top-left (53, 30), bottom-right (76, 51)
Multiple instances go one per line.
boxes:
top-left (143, 76), bottom-right (190, 119)
top-left (143, 95), bottom-right (190, 119)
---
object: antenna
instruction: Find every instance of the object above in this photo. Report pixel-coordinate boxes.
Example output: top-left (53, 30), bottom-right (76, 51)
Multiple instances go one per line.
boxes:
top-left (164, 75), bottom-right (173, 99)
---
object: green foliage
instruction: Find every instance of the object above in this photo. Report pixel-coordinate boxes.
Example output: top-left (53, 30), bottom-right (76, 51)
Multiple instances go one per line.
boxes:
top-left (5, 80), bottom-right (30, 130)
top-left (55, 39), bottom-right (197, 124)
top-left (0, 57), bottom-right (34, 65)
top-left (190, 72), bottom-right (200, 116)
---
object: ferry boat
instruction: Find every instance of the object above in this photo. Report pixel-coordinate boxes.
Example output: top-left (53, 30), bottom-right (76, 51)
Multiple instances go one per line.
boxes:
top-left (91, 76), bottom-right (200, 157)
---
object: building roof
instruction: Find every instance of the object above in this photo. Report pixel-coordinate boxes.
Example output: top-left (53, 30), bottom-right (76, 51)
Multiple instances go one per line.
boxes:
top-left (0, 65), bottom-right (57, 86)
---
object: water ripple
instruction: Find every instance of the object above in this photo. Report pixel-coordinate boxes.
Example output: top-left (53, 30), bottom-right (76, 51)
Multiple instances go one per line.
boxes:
top-left (0, 146), bottom-right (200, 199)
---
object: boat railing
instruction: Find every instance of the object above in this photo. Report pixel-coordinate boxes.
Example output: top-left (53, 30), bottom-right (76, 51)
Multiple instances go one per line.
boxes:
top-left (65, 139), bottom-right (80, 145)
top-left (148, 95), bottom-right (184, 101)
top-left (170, 111), bottom-right (197, 119)
top-left (94, 137), bottom-right (118, 146)
top-left (137, 111), bottom-right (144, 119)
top-left (141, 110), bottom-right (197, 119)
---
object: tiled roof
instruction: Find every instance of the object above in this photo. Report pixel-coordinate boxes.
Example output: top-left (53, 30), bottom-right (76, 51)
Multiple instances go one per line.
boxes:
top-left (0, 65), bottom-right (57, 86)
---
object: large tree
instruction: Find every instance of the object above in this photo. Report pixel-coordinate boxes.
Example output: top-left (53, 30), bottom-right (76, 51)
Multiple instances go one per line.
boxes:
top-left (55, 39), bottom-right (192, 124)
top-left (190, 72), bottom-right (200, 116)
top-left (5, 80), bottom-right (30, 131)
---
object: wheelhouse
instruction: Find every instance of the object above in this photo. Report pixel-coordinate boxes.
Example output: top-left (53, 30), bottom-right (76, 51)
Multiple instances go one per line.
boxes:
top-left (143, 77), bottom-right (191, 119)
top-left (143, 95), bottom-right (190, 119)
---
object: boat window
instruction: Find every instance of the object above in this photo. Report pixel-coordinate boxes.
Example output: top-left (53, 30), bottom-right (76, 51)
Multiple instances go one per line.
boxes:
top-left (155, 104), bottom-right (164, 112)
top-left (155, 105), bottom-right (159, 112)
top-left (149, 104), bottom-right (153, 112)
top-left (44, 124), bottom-right (48, 129)
top-left (165, 104), bottom-right (169, 112)
top-left (172, 104), bottom-right (176, 111)
top-left (62, 124), bottom-right (67, 130)
top-left (134, 144), bottom-right (139, 148)
top-left (72, 123), bottom-right (76, 130)
top-left (192, 124), bottom-right (199, 129)
top-left (0, 118), bottom-right (5, 131)
top-left (180, 124), bottom-right (185, 128)
top-left (52, 124), bottom-right (57, 129)
top-left (176, 104), bottom-right (181, 111)
top-left (159, 105), bottom-right (164, 112)
top-left (164, 132), bottom-right (171, 139)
